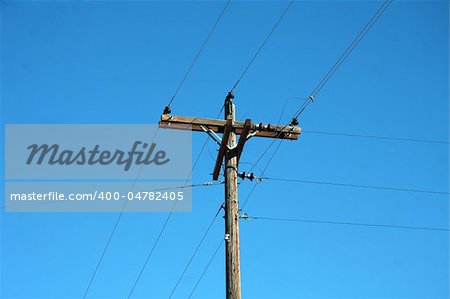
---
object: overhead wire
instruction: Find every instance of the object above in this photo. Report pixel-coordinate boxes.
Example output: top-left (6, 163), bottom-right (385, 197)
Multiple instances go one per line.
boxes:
top-left (276, 97), bottom-right (307, 125)
top-left (243, 215), bottom-right (450, 232)
top-left (179, 128), bottom-right (286, 295)
top-left (188, 0), bottom-right (396, 293)
top-left (277, 98), bottom-right (449, 145)
top-left (82, 128), bottom-right (161, 299)
top-left (85, 2), bottom-right (231, 296)
top-left (166, 0), bottom-right (231, 109)
top-left (262, 177), bottom-right (449, 195)
top-left (127, 2), bottom-right (230, 292)
top-left (167, 204), bottom-right (223, 298)
top-left (84, 179), bottom-right (221, 299)
top-left (127, 202), bottom-right (176, 298)
top-left (215, 0), bottom-right (295, 203)
top-left (190, 172), bottom-right (449, 296)
top-left (187, 239), bottom-right (224, 298)
top-left (243, 0), bottom-right (394, 190)
top-left (294, 0), bottom-right (393, 119)
top-left (302, 130), bottom-right (449, 144)
top-left (163, 100), bottom-right (234, 298)
top-left (83, 112), bottom-right (227, 299)
top-left (127, 107), bottom-right (225, 298)
top-left (231, 0), bottom-right (294, 92)
top-left (187, 206), bottom-right (449, 297)
top-left (241, 139), bottom-right (283, 209)
top-left (176, 5), bottom-right (296, 291)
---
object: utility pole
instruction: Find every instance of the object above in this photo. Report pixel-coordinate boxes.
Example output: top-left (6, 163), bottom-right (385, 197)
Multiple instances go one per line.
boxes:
top-left (160, 92), bottom-right (301, 299)
top-left (223, 93), bottom-right (241, 298)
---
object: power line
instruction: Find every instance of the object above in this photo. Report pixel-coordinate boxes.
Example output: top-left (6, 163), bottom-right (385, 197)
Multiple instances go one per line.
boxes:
top-left (166, 1), bottom-right (395, 295)
top-left (82, 202), bottom-right (127, 299)
top-left (154, 181), bottom-right (224, 192)
top-left (239, 0), bottom-right (396, 201)
top-left (243, 215), bottom-right (450, 232)
top-left (262, 177), bottom-right (449, 195)
top-left (126, 174), bottom-right (204, 299)
top-left (187, 239), bottom-right (224, 298)
top-left (127, 190), bottom-right (216, 299)
top-left (276, 98), bottom-right (448, 145)
top-left (181, 0), bottom-right (396, 282)
top-left (82, 127), bottom-right (161, 299)
top-left (84, 3), bottom-right (232, 293)
top-left (81, 180), bottom-right (220, 299)
top-left (231, 0), bottom-right (294, 91)
top-left (80, 108), bottom-right (220, 297)
top-left (241, 0), bottom-right (395, 216)
top-left (188, 214), bottom-right (449, 296)
top-left (302, 130), bottom-right (449, 144)
top-left (164, 1), bottom-right (393, 294)
top-left (127, 108), bottom-right (224, 298)
top-left (294, 0), bottom-right (393, 119)
top-left (168, 204), bottom-right (223, 298)
top-left (311, 0), bottom-right (393, 97)
top-left (241, 139), bottom-right (284, 209)
top-left (241, 122), bottom-right (291, 185)
top-left (180, 110), bottom-right (284, 296)
top-left (170, 97), bottom-right (281, 297)
top-left (277, 97), bottom-right (307, 125)
top-left (127, 203), bottom-right (174, 298)
top-left (166, 0), bottom-right (231, 108)
top-left (185, 0), bottom-right (296, 216)
top-left (277, 98), bottom-right (448, 145)
top-left (213, 130), bottom-right (284, 215)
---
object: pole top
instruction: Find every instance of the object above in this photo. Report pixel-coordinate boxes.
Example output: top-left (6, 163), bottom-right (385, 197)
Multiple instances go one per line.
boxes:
top-left (225, 91), bottom-right (234, 102)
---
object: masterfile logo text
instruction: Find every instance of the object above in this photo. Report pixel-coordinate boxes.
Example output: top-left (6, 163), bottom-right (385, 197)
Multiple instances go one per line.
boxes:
top-left (26, 141), bottom-right (170, 171)
top-left (6, 124), bottom-right (191, 180)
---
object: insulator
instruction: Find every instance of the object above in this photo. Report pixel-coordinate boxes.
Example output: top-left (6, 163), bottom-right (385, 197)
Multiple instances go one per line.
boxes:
top-left (290, 117), bottom-right (299, 126)
top-left (163, 105), bottom-right (171, 115)
top-left (225, 91), bottom-right (234, 101)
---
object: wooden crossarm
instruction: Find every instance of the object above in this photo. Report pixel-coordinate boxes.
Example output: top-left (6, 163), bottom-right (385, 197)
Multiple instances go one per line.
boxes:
top-left (159, 114), bottom-right (301, 140)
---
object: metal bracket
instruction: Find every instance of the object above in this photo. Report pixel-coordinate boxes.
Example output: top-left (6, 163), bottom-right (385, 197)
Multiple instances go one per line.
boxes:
top-left (200, 125), bottom-right (222, 147)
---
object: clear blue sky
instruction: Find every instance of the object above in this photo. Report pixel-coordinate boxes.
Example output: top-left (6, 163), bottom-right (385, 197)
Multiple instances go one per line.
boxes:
top-left (1, 1), bottom-right (448, 298)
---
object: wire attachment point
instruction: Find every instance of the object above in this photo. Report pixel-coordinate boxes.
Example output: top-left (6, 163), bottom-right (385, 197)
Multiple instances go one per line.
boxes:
top-left (225, 91), bottom-right (234, 102)
top-left (290, 117), bottom-right (299, 126)
top-left (240, 213), bottom-right (251, 221)
top-left (163, 105), bottom-right (172, 115)
top-left (238, 172), bottom-right (255, 181)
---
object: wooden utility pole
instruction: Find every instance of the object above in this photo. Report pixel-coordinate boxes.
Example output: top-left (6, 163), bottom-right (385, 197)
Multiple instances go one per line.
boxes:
top-left (223, 95), bottom-right (241, 298)
top-left (160, 92), bottom-right (301, 299)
